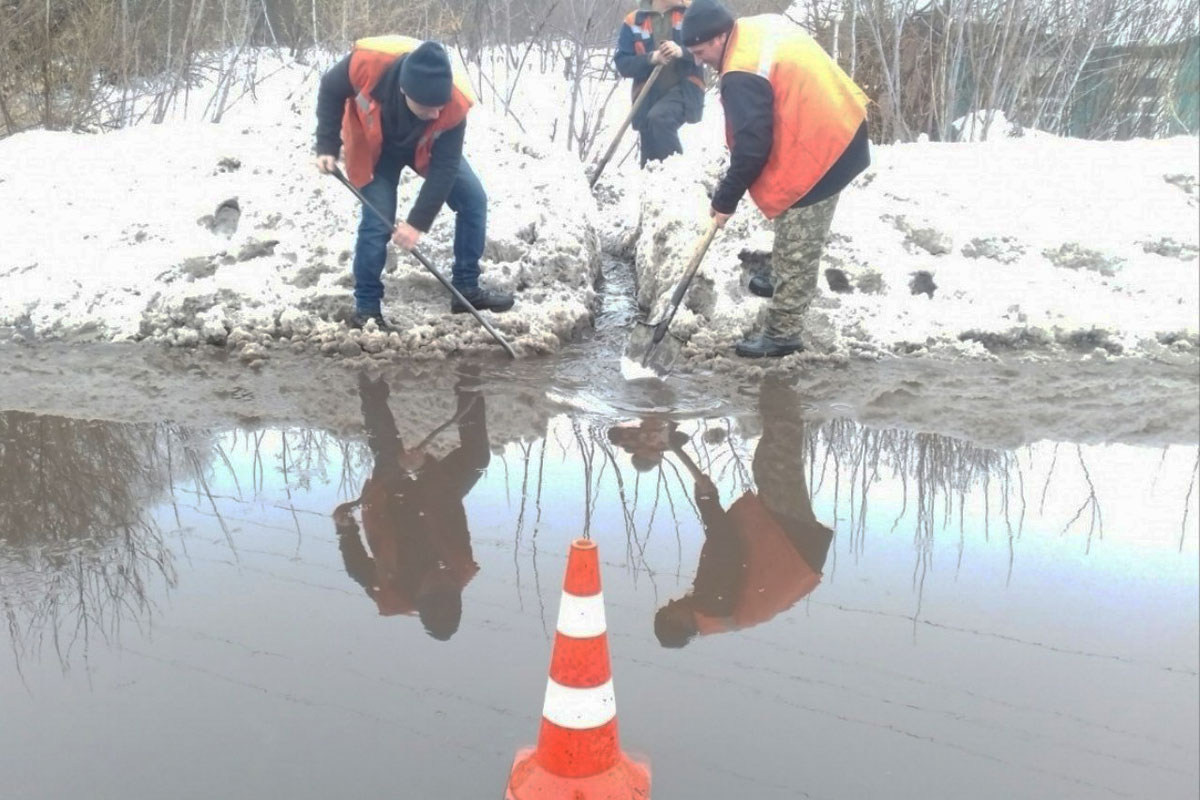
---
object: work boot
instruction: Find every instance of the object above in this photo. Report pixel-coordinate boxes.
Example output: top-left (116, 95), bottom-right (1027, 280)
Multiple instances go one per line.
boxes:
top-left (351, 310), bottom-right (395, 332)
top-left (735, 332), bottom-right (804, 359)
top-left (748, 275), bottom-right (775, 297)
top-left (451, 287), bottom-right (514, 314)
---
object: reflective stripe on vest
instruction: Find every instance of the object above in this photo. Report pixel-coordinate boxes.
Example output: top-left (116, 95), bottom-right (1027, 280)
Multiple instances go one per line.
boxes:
top-left (626, 8), bottom-right (691, 98)
top-left (721, 15), bottom-right (868, 218)
top-left (625, 11), bottom-right (653, 56)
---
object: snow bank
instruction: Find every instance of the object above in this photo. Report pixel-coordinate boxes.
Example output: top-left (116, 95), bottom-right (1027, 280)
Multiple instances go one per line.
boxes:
top-left (951, 109), bottom-right (1049, 142)
top-left (621, 93), bottom-right (1199, 372)
top-left (0, 55), bottom-right (600, 359)
top-left (1, 48), bottom-right (1198, 373)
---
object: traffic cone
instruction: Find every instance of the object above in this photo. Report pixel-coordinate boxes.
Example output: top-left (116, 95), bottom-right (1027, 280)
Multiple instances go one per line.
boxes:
top-left (506, 538), bottom-right (651, 799)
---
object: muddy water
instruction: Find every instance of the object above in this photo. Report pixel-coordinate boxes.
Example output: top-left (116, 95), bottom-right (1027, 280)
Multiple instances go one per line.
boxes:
top-left (1, 361), bottom-right (1197, 800)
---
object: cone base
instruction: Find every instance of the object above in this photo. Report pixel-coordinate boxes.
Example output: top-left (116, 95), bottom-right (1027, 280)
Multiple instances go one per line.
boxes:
top-left (506, 746), bottom-right (651, 800)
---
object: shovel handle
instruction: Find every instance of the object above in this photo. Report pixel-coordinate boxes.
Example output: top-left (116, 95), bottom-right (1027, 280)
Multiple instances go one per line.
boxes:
top-left (409, 249), bottom-right (518, 359)
top-left (655, 218), bottom-right (720, 338)
top-left (589, 63), bottom-right (666, 188)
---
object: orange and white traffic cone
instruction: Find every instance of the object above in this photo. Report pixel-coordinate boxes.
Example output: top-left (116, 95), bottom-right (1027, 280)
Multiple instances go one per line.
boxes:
top-left (506, 538), bottom-right (651, 799)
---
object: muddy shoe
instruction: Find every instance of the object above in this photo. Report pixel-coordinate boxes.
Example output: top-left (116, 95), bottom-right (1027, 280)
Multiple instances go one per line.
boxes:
top-left (735, 332), bottom-right (804, 358)
top-left (451, 287), bottom-right (514, 314)
top-left (748, 275), bottom-right (775, 298)
top-left (351, 310), bottom-right (395, 332)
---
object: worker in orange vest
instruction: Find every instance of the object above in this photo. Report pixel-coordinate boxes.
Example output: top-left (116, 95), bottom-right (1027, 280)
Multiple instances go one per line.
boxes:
top-left (681, 1), bottom-right (871, 358)
top-left (332, 370), bottom-right (489, 639)
top-left (315, 37), bottom-right (514, 331)
top-left (614, 0), bottom-right (706, 165)
top-left (653, 380), bottom-right (833, 647)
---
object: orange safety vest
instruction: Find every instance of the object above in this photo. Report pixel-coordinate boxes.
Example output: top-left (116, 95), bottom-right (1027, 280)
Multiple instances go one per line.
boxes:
top-left (341, 35), bottom-right (476, 188)
top-left (720, 15), bottom-right (868, 218)
top-left (623, 6), bottom-right (705, 101)
top-left (359, 470), bottom-right (480, 617)
top-left (692, 491), bottom-right (821, 635)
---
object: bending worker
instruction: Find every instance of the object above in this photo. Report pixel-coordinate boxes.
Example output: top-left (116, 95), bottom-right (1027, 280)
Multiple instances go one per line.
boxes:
top-left (315, 37), bottom-right (514, 330)
top-left (681, 0), bottom-right (871, 358)
top-left (332, 371), bottom-right (490, 640)
top-left (653, 380), bottom-right (834, 648)
top-left (614, 0), bottom-right (706, 165)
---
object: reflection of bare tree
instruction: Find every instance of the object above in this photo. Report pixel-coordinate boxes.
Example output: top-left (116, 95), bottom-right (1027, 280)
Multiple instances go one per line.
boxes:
top-left (1183, 454), bottom-right (1199, 553)
top-left (0, 412), bottom-right (183, 672)
top-left (576, 392), bottom-right (1193, 596)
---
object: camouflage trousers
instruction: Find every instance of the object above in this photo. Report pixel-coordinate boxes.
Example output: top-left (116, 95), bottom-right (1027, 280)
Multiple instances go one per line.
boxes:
top-left (765, 193), bottom-right (840, 338)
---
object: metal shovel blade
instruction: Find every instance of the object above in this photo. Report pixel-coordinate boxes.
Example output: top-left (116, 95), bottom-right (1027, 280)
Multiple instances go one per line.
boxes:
top-left (621, 319), bottom-right (683, 379)
top-left (619, 219), bottom-right (720, 381)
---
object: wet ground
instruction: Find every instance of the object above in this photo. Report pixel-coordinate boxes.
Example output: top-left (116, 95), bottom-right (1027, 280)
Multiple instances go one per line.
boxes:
top-left (1, 334), bottom-right (1198, 800)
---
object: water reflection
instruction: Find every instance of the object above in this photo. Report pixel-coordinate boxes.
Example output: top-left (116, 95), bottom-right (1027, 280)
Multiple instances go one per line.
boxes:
top-left (332, 371), bottom-right (489, 639)
top-left (0, 412), bottom-right (187, 669)
top-left (3, 384), bottom-right (1196, 666)
top-left (610, 382), bottom-right (835, 647)
top-left (2, 381), bottom-right (1196, 798)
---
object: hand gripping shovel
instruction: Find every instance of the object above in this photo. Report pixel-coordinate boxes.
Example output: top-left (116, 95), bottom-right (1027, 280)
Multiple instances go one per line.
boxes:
top-left (623, 218), bottom-right (719, 377)
top-left (589, 63), bottom-right (665, 188)
top-left (328, 165), bottom-right (517, 359)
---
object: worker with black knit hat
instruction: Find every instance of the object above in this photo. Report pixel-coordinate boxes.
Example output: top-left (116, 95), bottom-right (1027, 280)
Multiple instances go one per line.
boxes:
top-left (682, 0), bottom-right (871, 359)
top-left (315, 37), bottom-right (514, 331)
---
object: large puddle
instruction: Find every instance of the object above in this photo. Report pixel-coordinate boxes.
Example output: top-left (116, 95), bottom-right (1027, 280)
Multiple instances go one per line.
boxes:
top-left (1, 364), bottom-right (1198, 799)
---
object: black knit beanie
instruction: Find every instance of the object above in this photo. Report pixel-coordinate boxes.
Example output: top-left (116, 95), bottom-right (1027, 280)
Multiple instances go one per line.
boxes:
top-left (399, 41), bottom-right (453, 107)
top-left (681, 0), bottom-right (735, 47)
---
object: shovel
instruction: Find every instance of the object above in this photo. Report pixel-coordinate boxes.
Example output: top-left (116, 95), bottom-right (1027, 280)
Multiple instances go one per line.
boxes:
top-left (327, 165), bottom-right (517, 359)
top-left (589, 63), bottom-right (665, 188)
top-left (623, 218), bottom-right (719, 376)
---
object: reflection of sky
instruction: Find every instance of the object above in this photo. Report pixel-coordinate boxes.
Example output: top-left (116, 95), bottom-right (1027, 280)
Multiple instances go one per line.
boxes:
top-left (199, 420), bottom-right (1200, 642)
top-left (128, 419), bottom-right (1200, 681)
top-left (2, 415), bottom-right (1196, 799)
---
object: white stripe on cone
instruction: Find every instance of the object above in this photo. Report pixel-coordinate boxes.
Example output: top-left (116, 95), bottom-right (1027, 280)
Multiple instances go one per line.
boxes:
top-left (555, 591), bottom-right (608, 639)
top-left (542, 678), bottom-right (617, 730)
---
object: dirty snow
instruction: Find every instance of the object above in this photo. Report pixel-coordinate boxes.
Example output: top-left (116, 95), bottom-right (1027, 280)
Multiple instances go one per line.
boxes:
top-left (0, 45), bottom-right (1197, 372)
top-left (0, 52), bottom-right (598, 360)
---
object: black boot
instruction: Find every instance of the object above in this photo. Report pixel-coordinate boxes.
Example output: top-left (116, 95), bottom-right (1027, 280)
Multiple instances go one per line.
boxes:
top-left (451, 287), bottom-right (514, 314)
top-left (351, 310), bottom-right (395, 332)
top-left (735, 332), bottom-right (804, 358)
top-left (748, 275), bottom-right (775, 298)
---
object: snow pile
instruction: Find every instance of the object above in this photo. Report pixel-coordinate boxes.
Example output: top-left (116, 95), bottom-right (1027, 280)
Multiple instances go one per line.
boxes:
top-left (1, 45), bottom-right (1198, 372)
top-left (0, 54), bottom-right (600, 359)
top-left (951, 109), bottom-right (1046, 142)
top-left (623, 91), bottom-right (1200, 370)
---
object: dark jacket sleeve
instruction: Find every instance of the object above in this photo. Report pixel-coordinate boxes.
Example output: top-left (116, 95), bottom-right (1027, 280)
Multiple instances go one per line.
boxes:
top-left (614, 20), bottom-right (655, 82)
top-left (711, 72), bottom-right (774, 214)
top-left (691, 494), bottom-right (741, 617)
top-left (437, 392), bottom-right (490, 500)
top-left (315, 55), bottom-right (355, 156)
top-left (405, 120), bottom-right (466, 232)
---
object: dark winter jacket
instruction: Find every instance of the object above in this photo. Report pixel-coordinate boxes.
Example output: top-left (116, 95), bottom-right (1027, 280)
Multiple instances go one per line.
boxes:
top-left (315, 53), bottom-right (466, 232)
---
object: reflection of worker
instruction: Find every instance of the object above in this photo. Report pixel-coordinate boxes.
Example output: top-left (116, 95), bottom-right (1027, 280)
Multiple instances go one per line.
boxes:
top-left (607, 417), bottom-right (690, 473)
top-left (332, 371), bottom-right (489, 640)
top-left (654, 380), bottom-right (833, 647)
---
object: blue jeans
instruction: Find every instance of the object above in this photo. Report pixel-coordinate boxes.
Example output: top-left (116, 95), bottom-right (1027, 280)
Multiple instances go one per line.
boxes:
top-left (351, 156), bottom-right (487, 313)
